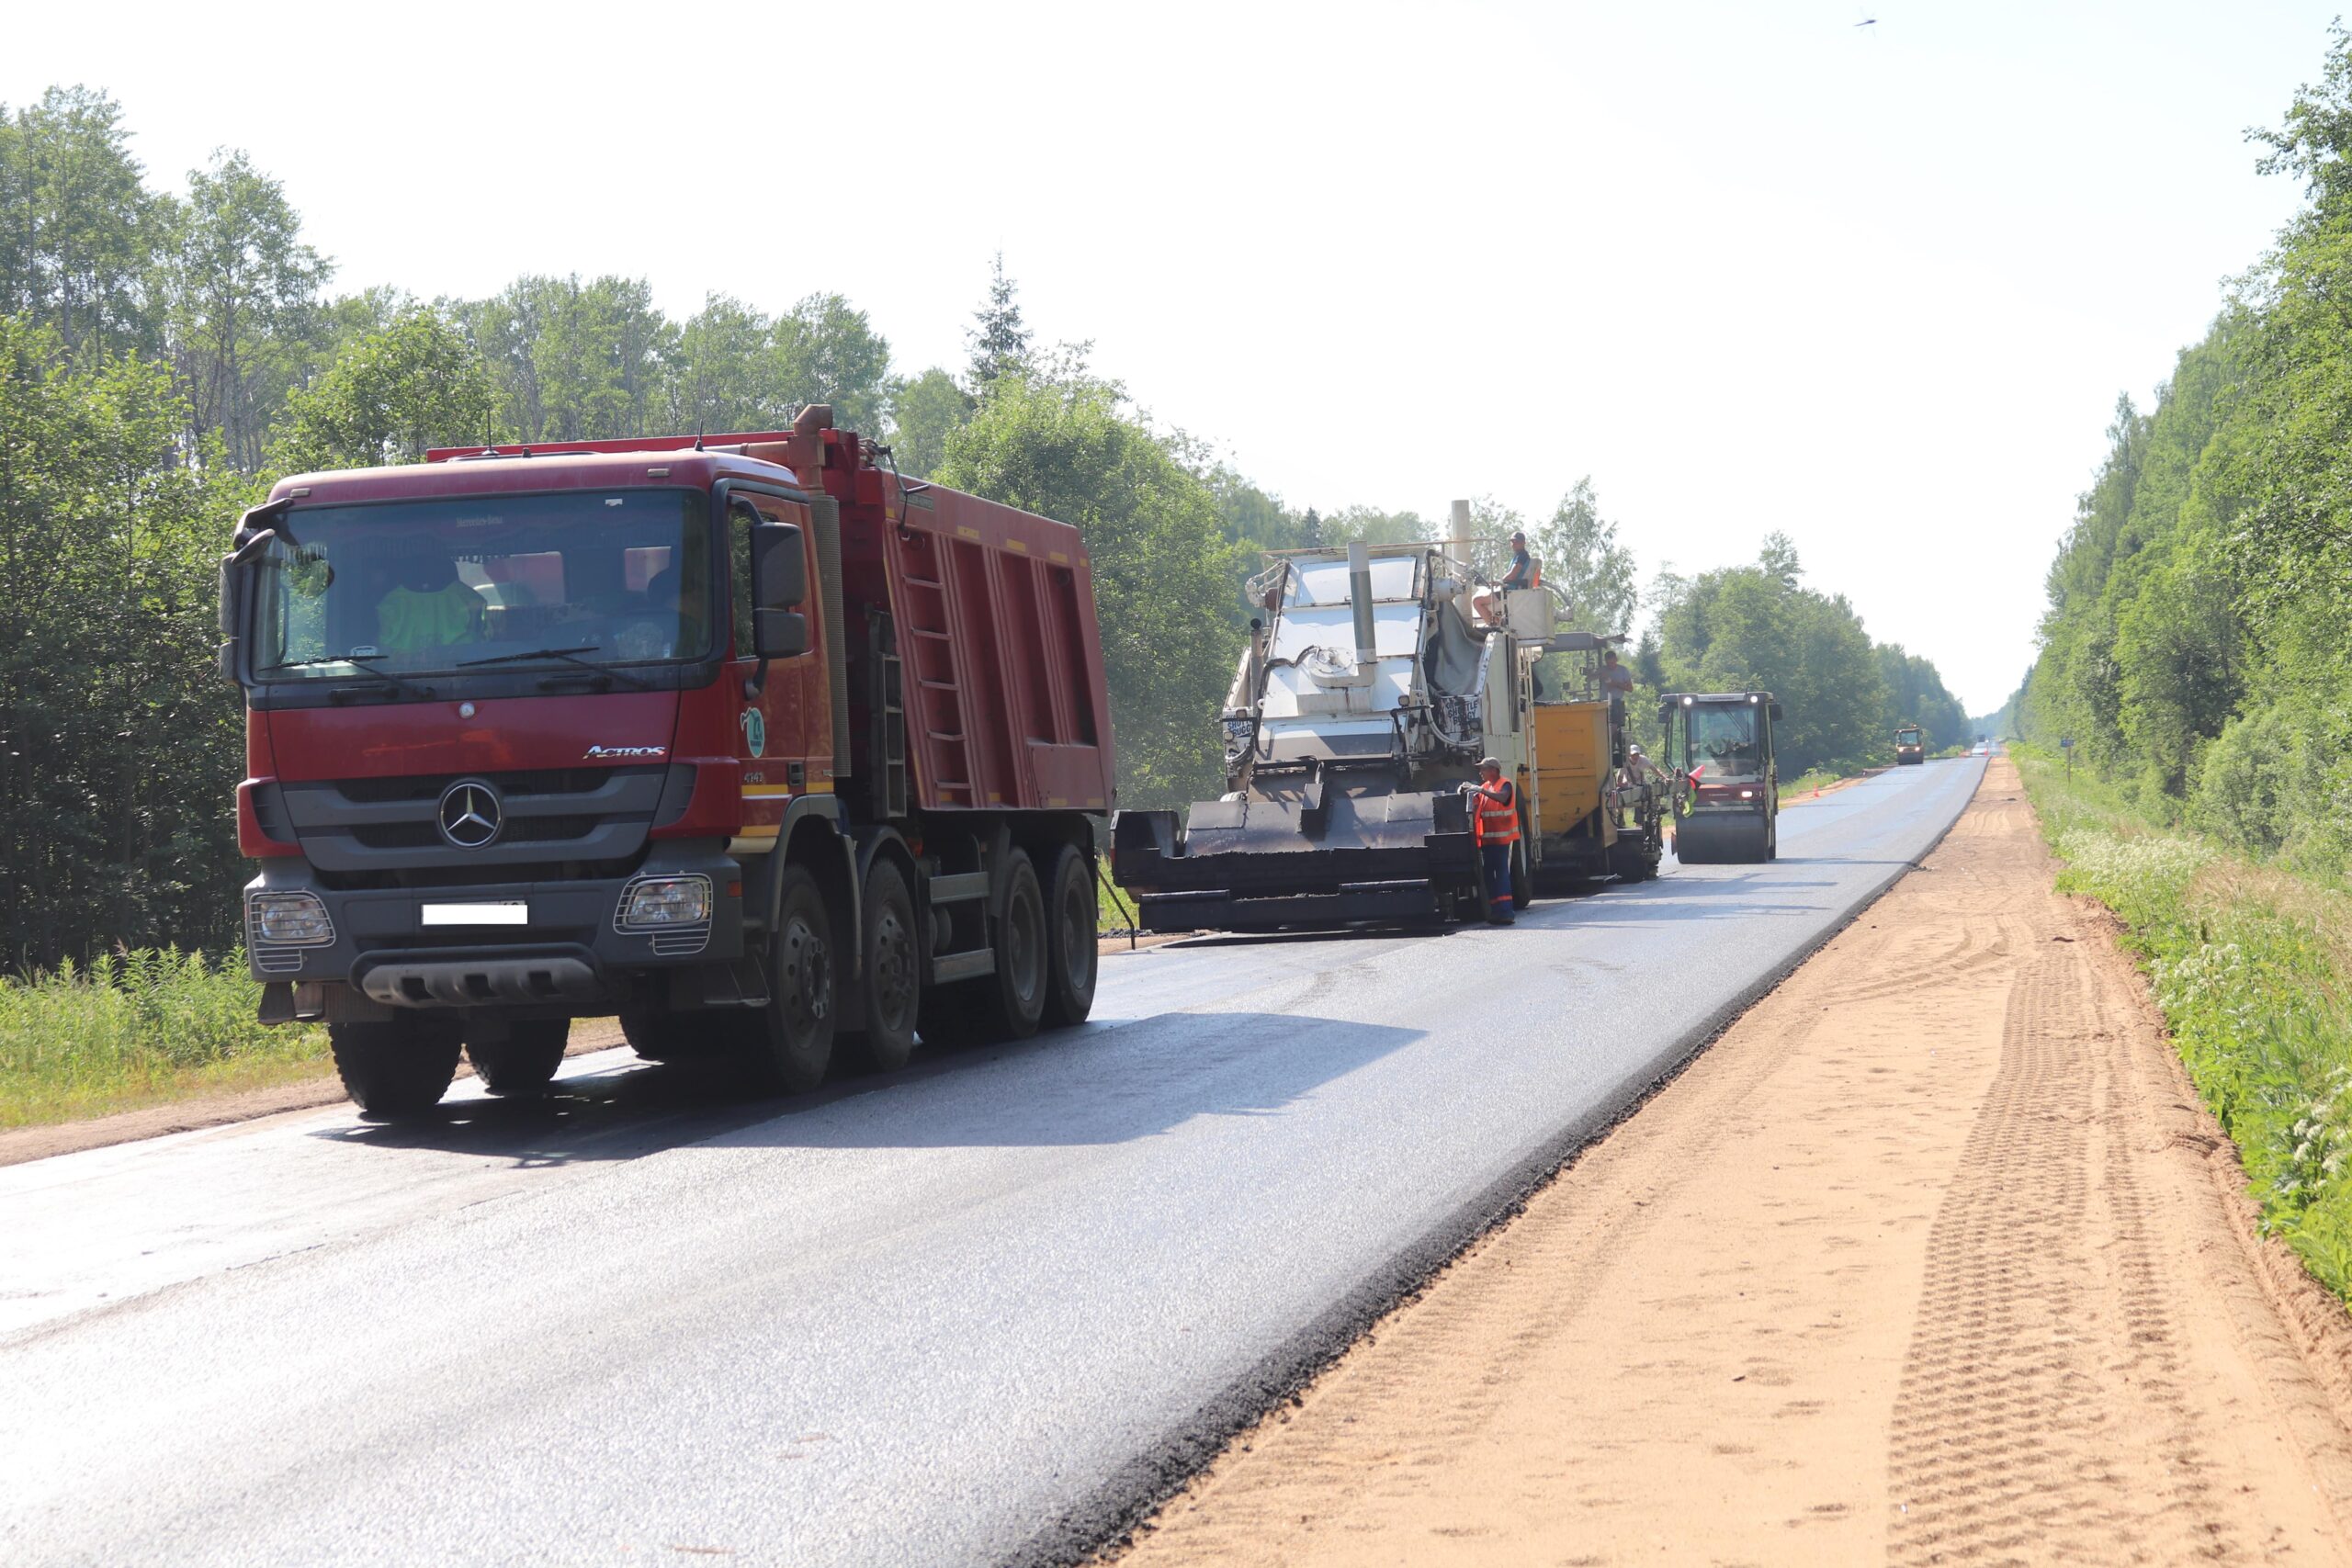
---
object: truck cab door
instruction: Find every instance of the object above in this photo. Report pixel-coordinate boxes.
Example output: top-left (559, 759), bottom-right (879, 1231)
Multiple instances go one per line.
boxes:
top-left (725, 491), bottom-right (825, 842)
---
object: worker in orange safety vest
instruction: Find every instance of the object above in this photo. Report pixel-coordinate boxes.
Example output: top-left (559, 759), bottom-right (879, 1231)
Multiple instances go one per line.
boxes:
top-left (1471, 755), bottom-right (1521, 925)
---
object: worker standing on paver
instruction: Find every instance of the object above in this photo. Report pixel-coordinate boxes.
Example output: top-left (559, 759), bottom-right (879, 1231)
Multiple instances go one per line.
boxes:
top-left (1472, 756), bottom-right (1521, 925)
top-left (1600, 648), bottom-right (1635, 762)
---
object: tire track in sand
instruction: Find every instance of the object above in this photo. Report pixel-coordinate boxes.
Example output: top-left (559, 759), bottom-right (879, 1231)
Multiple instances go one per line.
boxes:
top-left (1118, 760), bottom-right (2352, 1568)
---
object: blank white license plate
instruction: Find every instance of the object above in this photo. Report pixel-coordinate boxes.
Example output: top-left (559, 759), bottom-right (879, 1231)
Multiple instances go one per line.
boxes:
top-left (420, 902), bottom-right (529, 927)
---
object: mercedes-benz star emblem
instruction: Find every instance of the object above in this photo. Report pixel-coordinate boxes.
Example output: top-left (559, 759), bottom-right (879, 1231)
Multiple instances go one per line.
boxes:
top-left (437, 780), bottom-right (503, 849)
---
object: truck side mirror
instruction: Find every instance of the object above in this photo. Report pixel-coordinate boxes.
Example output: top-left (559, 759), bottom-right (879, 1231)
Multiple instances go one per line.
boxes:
top-left (751, 521), bottom-right (807, 610)
top-left (214, 528), bottom-right (277, 685)
top-left (1769, 701), bottom-right (1783, 721)
top-left (754, 609), bottom-right (810, 660)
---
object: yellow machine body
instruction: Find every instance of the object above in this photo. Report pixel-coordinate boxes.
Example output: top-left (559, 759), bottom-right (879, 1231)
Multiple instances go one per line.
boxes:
top-left (1532, 700), bottom-right (1614, 844)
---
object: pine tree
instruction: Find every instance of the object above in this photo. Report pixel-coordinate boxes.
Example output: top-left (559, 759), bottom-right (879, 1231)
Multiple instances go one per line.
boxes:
top-left (965, 252), bottom-right (1032, 389)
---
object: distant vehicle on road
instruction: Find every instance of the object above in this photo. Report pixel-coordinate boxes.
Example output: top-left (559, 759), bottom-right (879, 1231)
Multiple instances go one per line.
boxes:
top-left (1973, 742), bottom-right (1989, 755)
top-left (1894, 724), bottom-right (1925, 765)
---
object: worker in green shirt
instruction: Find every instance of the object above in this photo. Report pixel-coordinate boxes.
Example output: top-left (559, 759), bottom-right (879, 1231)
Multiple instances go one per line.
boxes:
top-left (377, 553), bottom-right (487, 654)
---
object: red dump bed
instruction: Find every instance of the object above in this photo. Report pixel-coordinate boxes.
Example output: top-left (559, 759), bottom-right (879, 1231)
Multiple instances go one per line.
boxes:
top-left (842, 481), bottom-right (1114, 814)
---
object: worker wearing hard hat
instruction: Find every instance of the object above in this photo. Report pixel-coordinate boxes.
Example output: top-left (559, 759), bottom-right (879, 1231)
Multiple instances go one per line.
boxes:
top-left (1471, 756), bottom-right (1521, 925)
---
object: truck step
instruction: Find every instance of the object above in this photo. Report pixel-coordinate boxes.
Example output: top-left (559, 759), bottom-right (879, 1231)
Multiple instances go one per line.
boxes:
top-left (932, 949), bottom-right (996, 984)
top-left (927, 873), bottom-right (990, 905)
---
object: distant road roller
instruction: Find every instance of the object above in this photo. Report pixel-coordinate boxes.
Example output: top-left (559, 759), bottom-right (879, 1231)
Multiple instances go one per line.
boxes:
top-left (1662, 691), bottom-right (1781, 863)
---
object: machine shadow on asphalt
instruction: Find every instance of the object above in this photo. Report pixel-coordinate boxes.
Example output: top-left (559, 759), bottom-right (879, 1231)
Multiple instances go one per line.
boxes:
top-left (312, 1010), bottom-right (1424, 1162)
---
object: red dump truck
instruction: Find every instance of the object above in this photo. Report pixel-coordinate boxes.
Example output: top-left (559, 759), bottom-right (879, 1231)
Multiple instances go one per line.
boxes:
top-left (218, 406), bottom-right (1114, 1116)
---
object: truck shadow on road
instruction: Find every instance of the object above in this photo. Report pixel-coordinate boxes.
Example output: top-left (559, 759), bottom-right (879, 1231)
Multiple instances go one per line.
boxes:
top-left (320, 1010), bottom-right (1423, 1163)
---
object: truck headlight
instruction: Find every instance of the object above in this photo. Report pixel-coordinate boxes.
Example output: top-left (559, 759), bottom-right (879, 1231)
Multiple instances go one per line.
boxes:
top-left (617, 875), bottom-right (712, 929)
top-left (250, 890), bottom-right (334, 945)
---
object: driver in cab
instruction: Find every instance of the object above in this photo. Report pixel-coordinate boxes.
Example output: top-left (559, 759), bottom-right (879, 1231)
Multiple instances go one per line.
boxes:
top-left (375, 548), bottom-right (486, 654)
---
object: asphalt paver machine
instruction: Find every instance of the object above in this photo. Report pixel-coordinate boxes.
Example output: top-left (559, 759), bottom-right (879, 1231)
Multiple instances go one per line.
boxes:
top-left (1113, 525), bottom-right (1668, 932)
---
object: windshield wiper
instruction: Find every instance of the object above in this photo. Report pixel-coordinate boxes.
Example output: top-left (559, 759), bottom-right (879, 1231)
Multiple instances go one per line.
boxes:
top-left (258, 653), bottom-right (434, 700)
top-left (458, 645), bottom-right (650, 689)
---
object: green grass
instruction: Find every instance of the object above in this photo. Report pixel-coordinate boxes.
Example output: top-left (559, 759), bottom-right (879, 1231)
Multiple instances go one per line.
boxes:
top-left (2017, 748), bottom-right (2352, 1299)
top-left (1097, 868), bottom-right (1145, 936)
top-left (0, 948), bottom-right (331, 1129)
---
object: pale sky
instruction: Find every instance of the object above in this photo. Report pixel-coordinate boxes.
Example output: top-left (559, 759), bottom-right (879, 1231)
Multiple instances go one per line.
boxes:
top-left (10, 0), bottom-right (2335, 711)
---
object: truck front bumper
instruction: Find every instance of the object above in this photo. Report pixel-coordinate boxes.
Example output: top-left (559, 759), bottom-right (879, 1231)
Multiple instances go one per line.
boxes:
top-left (242, 848), bottom-right (744, 1011)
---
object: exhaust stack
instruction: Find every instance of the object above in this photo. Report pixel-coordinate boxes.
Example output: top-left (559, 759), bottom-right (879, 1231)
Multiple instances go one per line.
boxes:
top-left (1348, 540), bottom-right (1378, 677)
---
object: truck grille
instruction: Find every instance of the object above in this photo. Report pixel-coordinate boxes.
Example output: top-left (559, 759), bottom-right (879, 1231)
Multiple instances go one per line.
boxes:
top-left (280, 765), bottom-right (685, 882)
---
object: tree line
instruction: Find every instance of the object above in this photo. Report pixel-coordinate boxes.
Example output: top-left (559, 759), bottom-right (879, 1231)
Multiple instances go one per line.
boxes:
top-left (2007, 30), bottom-right (2352, 875)
top-left (0, 83), bottom-right (1967, 968)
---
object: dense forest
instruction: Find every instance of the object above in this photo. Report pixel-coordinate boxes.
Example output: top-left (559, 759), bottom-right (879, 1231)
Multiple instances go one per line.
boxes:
top-left (2011, 34), bottom-right (2352, 877)
top-left (0, 84), bottom-right (1968, 968)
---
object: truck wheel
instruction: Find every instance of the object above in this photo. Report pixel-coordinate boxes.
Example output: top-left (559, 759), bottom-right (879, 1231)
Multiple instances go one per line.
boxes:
top-left (741, 865), bottom-right (836, 1093)
top-left (840, 859), bottom-right (920, 1074)
top-left (1510, 840), bottom-right (1532, 911)
top-left (467, 1021), bottom-right (569, 1096)
top-left (1042, 845), bottom-right (1098, 1028)
top-left (330, 1018), bottom-right (462, 1119)
top-left (981, 850), bottom-right (1049, 1040)
top-left (924, 850), bottom-right (1048, 1046)
top-left (618, 1004), bottom-right (713, 1063)
top-left (1766, 817), bottom-right (1780, 863)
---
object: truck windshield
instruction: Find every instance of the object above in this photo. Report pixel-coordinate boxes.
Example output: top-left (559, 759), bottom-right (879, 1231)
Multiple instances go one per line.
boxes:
top-left (1690, 705), bottom-right (1760, 773)
top-left (253, 490), bottom-right (711, 681)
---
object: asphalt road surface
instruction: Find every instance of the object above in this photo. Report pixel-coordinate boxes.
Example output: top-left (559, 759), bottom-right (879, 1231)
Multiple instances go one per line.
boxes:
top-left (1, 757), bottom-right (1984, 1567)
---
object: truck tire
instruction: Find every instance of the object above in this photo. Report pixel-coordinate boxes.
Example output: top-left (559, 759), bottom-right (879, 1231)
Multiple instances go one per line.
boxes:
top-left (740, 864), bottom-right (836, 1093)
top-left (922, 850), bottom-right (1048, 1047)
top-left (981, 849), bottom-right (1049, 1040)
top-left (618, 1004), bottom-right (718, 1063)
top-left (1042, 845), bottom-right (1098, 1028)
top-left (330, 1018), bottom-right (462, 1119)
top-left (839, 858), bottom-right (920, 1074)
top-left (467, 1021), bottom-right (569, 1096)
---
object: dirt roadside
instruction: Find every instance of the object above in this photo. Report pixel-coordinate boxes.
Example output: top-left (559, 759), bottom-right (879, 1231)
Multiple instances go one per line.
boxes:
top-left (1121, 759), bottom-right (2352, 1566)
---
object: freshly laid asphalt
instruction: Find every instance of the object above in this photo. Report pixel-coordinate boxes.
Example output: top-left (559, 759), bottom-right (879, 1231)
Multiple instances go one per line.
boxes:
top-left (0, 757), bottom-right (1984, 1566)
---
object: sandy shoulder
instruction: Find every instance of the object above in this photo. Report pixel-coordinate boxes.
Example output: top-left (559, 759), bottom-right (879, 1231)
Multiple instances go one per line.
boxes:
top-left (1120, 758), bottom-right (2352, 1566)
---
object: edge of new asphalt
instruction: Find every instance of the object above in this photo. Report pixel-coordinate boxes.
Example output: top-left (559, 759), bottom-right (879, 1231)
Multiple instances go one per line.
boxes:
top-left (1016, 761), bottom-right (1986, 1566)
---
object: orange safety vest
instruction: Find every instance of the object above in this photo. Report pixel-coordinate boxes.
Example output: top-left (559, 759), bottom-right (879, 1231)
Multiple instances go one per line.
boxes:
top-left (1474, 778), bottom-right (1521, 845)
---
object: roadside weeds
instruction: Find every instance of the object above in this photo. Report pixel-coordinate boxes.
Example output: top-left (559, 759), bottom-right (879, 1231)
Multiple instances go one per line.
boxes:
top-left (0, 1018), bottom-right (624, 1169)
